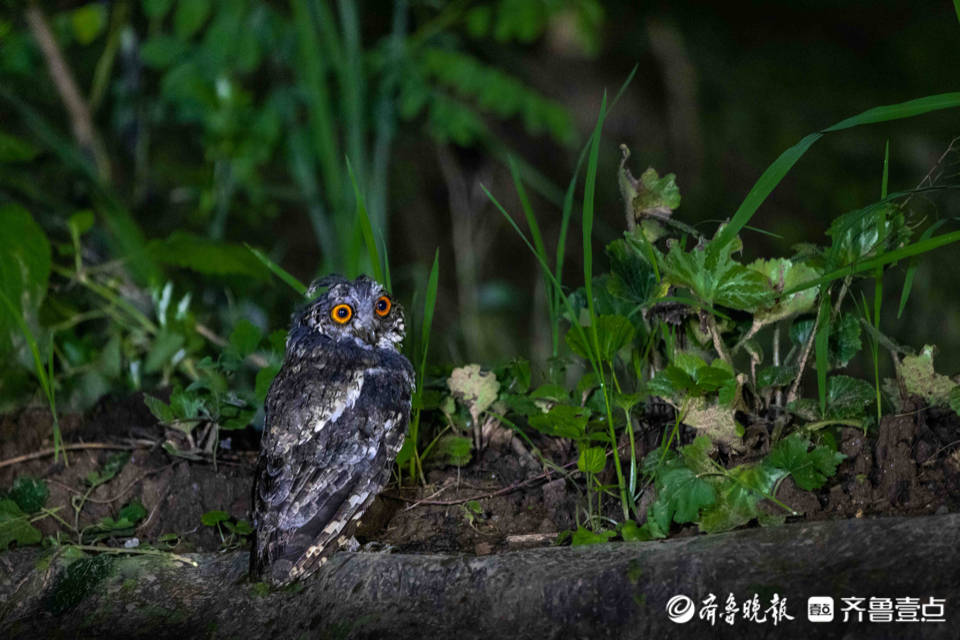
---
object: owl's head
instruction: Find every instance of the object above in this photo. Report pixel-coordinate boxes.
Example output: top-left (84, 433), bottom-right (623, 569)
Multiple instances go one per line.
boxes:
top-left (290, 275), bottom-right (405, 350)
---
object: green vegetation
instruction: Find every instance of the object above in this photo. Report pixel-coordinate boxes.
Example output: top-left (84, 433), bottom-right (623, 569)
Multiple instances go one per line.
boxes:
top-left (2, 1), bottom-right (960, 558)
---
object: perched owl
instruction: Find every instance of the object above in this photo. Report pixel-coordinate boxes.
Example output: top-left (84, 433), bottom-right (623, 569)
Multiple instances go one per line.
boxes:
top-left (251, 275), bottom-right (414, 586)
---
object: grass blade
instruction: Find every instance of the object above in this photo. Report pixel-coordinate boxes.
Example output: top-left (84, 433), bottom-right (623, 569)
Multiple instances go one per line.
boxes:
top-left (347, 156), bottom-right (385, 284)
top-left (784, 228), bottom-right (960, 296)
top-left (710, 93), bottom-right (960, 261)
top-left (897, 219), bottom-right (947, 318)
top-left (815, 295), bottom-right (831, 417)
top-left (245, 244), bottom-right (307, 297)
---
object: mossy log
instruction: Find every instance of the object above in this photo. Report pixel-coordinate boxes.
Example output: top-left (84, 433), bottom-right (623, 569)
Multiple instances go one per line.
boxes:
top-left (2, 513), bottom-right (958, 639)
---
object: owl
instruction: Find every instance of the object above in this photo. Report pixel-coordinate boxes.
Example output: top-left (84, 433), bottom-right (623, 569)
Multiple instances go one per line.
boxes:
top-left (251, 274), bottom-right (414, 586)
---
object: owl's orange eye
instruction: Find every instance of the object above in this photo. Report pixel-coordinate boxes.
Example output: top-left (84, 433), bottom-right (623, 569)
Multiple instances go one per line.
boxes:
top-left (375, 296), bottom-right (391, 317)
top-left (331, 303), bottom-right (353, 324)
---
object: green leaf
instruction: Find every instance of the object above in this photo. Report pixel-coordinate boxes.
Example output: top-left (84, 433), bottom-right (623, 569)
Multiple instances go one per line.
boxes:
top-left (900, 345), bottom-right (957, 406)
top-left (147, 232), bottom-right (270, 280)
top-left (647, 365), bottom-right (694, 398)
top-left (8, 476), bottom-right (48, 514)
top-left (229, 319), bottom-right (262, 358)
top-left (140, 35), bottom-right (188, 69)
top-left (950, 386), bottom-right (960, 417)
top-left (746, 258), bottom-right (821, 328)
top-left (565, 314), bottom-right (635, 362)
top-left (245, 244), bottom-right (307, 296)
top-left (71, 4), bottom-right (107, 45)
top-left (201, 510), bottom-right (229, 526)
top-left (0, 498), bottom-right (42, 549)
top-left (698, 465), bottom-right (785, 533)
top-left (710, 93), bottom-right (960, 263)
top-left (757, 365), bottom-right (797, 389)
top-left (660, 240), bottom-right (771, 311)
top-left (577, 446), bottom-right (606, 474)
top-left (619, 520), bottom-right (643, 542)
top-left (0, 203), bottom-right (51, 353)
top-left (174, 0), bottom-right (211, 39)
top-left (528, 404), bottom-right (589, 439)
top-left (233, 519), bottom-right (253, 536)
top-left (606, 238), bottom-right (657, 305)
top-left (144, 329), bottom-right (185, 373)
top-left (650, 439), bottom-right (717, 526)
top-left (427, 434), bottom-right (473, 467)
top-left (254, 364), bottom-right (280, 406)
top-left (766, 433), bottom-right (845, 491)
top-left (118, 500), bottom-right (147, 525)
top-left (143, 394), bottom-right (175, 424)
top-left (826, 375), bottom-right (874, 419)
top-left (570, 526), bottom-right (616, 546)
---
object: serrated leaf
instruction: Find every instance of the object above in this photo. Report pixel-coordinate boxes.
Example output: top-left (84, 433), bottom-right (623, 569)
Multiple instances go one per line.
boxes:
top-left (647, 365), bottom-right (695, 398)
top-left (900, 345), bottom-right (956, 406)
top-left (766, 433), bottom-right (845, 491)
top-left (528, 404), bottom-right (589, 439)
top-left (143, 394), bottom-right (175, 424)
top-left (831, 313), bottom-right (862, 368)
top-left (757, 365), bottom-right (798, 389)
top-left (447, 364), bottom-right (499, 425)
top-left (577, 446), bottom-right (606, 474)
top-left (0, 498), bottom-right (42, 549)
top-left (201, 510), bottom-right (229, 526)
top-left (826, 375), bottom-right (874, 419)
top-left (8, 476), bottom-right (48, 514)
top-left (698, 464), bottom-right (785, 533)
top-left (570, 526), bottom-right (616, 546)
top-left (606, 238), bottom-right (657, 305)
top-left (660, 240), bottom-right (771, 311)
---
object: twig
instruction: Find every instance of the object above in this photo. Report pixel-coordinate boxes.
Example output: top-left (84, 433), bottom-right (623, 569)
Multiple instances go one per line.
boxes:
top-left (24, 4), bottom-right (110, 180)
top-left (0, 441), bottom-right (152, 470)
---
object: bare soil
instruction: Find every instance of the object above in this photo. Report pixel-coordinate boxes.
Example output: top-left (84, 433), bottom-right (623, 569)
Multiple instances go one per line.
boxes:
top-left (2, 394), bottom-right (959, 557)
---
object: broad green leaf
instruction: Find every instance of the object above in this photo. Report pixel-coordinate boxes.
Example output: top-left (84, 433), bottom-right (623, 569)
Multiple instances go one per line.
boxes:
top-left (147, 232), bottom-right (270, 280)
top-left (766, 433), bottom-right (845, 491)
top-left (229, 319), bottom-right (262, 358)
top-left (140, 35), bottom-right (187, 69)
top-left (660, 240), bottom-right (771, 311)
top-left (570, 526), bottom-right (616, 546)
top-left (142, 0), bottom-right (175, 19)
top-left (0, 498), bottom-right (42, 549)
top-left (673, 352), bottom-right (707, 378)
top-left (144, 329), bottom-right (185, 373)
top-left (656, 459), bottom-right (717, 525)
top-left (254, 364), bottom-right (280, 406)
top-left (746, 259), bottom-right (821, 328)
top-left (528, 404), bottom-right (589, 439)
top-left (900, 345), bottom-right (956, 406)
top-left (647, 365), bottom-right (694, 398)
top-left (117, 500), bottom-right (147, 526)
top-left (619, 520), bottom-right (643, 542)
top-left (606, 238), bottom-right (657, 305)
top-left (427, 434), bottom-right (473, 467)
top-left (757, 365), bottom-right (798, 389)
top-left (0, 204), bottom-right (51, 353)
top-left (698, 465), bottom-right (785, 533)
top-left (577, 446), bottom-right (606, 474)
top-left (447, 365), bottom-right (500, 424)
top-left (826, 375), bottom-right (874, 419)
top-left (565, 314), bottom-right (635, 362)
top-left (8, 476), bottom-right (48, 514)
top-left (824, 203), bottom-right (906, 271)
top-left (201, 510), bottom-right (229, 526)
top-left (143, 394), bottom-right (176, 423)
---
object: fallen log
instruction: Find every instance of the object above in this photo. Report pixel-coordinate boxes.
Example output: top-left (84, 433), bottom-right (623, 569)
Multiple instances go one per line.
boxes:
top-left (2, 513), bottom-right (957, 639)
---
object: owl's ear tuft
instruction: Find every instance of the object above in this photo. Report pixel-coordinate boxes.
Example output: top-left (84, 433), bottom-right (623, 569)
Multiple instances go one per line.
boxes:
top-left (306, 274), bottom-right (349, 300)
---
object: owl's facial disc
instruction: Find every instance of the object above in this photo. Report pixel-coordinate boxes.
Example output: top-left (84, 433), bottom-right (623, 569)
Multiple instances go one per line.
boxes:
top-left (299, 276), bottom-right (406, 350)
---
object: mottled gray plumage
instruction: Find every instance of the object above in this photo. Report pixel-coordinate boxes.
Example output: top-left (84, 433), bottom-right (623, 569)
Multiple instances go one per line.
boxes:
top-left (251, 275), bottom-right (414, 586)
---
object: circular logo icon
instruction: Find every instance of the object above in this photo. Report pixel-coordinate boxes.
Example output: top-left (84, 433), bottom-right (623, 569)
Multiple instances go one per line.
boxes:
top-left (666, 595), bottom-right (696, 623)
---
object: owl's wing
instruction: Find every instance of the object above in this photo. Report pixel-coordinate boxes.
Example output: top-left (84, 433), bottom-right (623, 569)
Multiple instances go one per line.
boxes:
top-left (252, 350), bottom-right (412, 585)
